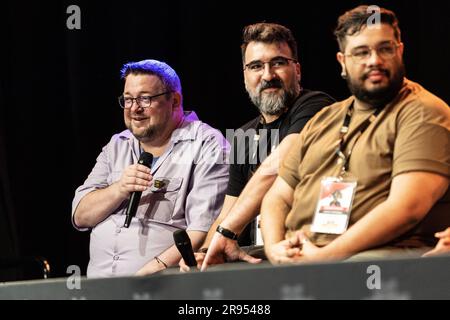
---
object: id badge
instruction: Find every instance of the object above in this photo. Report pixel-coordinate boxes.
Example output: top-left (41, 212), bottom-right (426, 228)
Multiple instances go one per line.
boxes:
top-left (311, 177), bottom-right (357, 234)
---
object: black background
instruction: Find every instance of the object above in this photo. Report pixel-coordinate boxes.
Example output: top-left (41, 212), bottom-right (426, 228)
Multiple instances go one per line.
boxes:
top-left (0, 0), bottom-right (448, 279)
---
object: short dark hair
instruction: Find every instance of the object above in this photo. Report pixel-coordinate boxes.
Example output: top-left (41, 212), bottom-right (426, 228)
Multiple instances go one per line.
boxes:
top-left (120, 59), bottom-right (182, 95)
top-left (241, 23), bottom-right (298, 63)
top-left (334, 5), bottom-right (401, 52)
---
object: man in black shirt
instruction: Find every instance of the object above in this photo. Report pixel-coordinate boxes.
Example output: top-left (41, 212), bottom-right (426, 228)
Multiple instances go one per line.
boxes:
top-left (179, 22), bottom-right (334, 271)
top-left (226, 88), bottom-right (334, 246)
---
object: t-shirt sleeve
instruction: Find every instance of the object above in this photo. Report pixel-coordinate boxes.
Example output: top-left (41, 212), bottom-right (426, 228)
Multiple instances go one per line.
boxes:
top-left (393, 98), bottom-right (450, 178)
top-left (279, 127), bottom-right (309, 189)
top-left (286, 94), bottom-right (335, 135)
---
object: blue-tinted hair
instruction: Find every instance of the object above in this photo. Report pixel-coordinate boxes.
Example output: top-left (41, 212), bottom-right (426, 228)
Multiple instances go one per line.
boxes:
top-left (120, 59), bottom-right (182, 95)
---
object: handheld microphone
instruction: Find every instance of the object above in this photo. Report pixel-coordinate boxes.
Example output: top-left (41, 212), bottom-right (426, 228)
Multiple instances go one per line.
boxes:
top-left (173, 230), bottom-right (197, 267)
top-left (123, 152), bottom-right (153, 228)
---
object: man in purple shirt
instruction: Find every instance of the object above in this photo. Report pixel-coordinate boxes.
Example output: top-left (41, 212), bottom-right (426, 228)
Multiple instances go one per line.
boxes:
top-left (72, 59), bottom-right (229, 278)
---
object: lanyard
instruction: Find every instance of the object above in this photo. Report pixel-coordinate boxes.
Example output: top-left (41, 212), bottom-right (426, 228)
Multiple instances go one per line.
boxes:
top-left (335, 101), bottom-right (382, 177)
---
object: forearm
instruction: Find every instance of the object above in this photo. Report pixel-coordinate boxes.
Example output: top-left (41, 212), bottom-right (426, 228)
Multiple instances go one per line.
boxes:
top-left (221, 172), bottom-right (277, 234)
top-left (136, 245), bottom-right (182, 274)
top-left (74, 182), bottom-right (127, 228)
top-left (220, 134), bottom-right (299, 234)
top-left (202, 216), bottom-right (223, 249)
top-left (260, 190), bottom-right (290, 246)
top-left (201, 195), bottom-right (237, 248)
top-left (323, 172), bottom-right (449, 260)
top-left (138, 231), bottom-right (206, 274)
top-left (323, 200), bottom-right (428, 260)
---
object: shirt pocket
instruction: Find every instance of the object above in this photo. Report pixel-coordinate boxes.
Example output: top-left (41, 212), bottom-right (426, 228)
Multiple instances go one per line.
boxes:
top-left (142, 177), bottom-right (183, 222)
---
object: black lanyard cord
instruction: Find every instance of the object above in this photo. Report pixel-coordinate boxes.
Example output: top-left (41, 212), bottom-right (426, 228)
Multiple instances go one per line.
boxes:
top-left (335, 101), bottom-right (382, 174)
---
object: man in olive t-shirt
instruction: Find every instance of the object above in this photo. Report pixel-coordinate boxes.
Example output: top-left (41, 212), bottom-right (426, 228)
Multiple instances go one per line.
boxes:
top-left (261, 6), bottom-right (450, 264)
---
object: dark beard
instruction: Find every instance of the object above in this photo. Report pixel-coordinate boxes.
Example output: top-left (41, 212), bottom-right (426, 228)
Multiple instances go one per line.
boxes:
top-left (127, 115), bottom-right (169, 143)
top-left (346, 63), bottom-right (405, 109)
top-left (131, 125), bottom-right (157, 141)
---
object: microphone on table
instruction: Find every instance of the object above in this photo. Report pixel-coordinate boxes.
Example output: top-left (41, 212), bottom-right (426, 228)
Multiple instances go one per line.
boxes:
top-left (173, 229), bottom-right (197, 267)
top-left (123, 152), bottom-right (153, 228)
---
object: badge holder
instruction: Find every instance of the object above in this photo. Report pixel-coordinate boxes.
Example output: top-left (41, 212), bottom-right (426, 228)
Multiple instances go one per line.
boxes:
top-left (311, 176), bottom-right (357, 234)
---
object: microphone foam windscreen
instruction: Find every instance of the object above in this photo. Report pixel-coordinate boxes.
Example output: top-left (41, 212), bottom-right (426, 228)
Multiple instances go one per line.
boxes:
top-left (139, 152), bottom-right (153, 167)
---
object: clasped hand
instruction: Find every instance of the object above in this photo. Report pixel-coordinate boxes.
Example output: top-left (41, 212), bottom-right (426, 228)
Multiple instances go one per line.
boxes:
top-left (266, 231), bottom-right (325, 264)
top-left (116, 163), bottom-right (153, 198)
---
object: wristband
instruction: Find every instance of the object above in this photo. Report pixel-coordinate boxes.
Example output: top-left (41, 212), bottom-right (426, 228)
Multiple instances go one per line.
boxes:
top-left (216, 225), bottom-right (238, 240)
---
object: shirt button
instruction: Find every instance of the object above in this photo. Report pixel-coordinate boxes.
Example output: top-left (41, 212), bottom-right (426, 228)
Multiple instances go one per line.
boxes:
top-left (113, 255), bottom-right (120, 261)
top-left (116, 228), bottom-right (121, 234)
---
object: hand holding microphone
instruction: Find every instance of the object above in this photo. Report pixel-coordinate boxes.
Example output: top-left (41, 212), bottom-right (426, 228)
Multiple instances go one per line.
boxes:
top-left (122, 152), bottom-right (153, 228)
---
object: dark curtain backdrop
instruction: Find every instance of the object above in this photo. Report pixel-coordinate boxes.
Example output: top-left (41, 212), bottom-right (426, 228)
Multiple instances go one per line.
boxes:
top-left (0, 0), bottom-right (448, 278)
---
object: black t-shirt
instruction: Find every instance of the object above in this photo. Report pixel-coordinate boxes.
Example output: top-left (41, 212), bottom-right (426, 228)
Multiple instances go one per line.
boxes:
top-left (226, 89), bottom-right (335, 197)
top-left (225, 89), bottom-right (335, 246)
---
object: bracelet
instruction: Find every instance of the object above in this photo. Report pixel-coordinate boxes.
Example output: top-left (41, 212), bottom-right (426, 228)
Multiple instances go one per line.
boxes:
top-left (216, 225), bottom-right (238, 240)
top-left (155, 256), bottom-right (168, 269)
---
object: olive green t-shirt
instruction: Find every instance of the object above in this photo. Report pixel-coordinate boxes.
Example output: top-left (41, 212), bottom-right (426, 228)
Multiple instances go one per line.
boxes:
top-left (280, 79), bottom-right (450, 247)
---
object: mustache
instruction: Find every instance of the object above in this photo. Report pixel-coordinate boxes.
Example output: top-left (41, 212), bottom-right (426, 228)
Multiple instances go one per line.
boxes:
top-left (258, 79), bottom-right (283, 93)
top-left (362, 68), bottom-right (390, 80)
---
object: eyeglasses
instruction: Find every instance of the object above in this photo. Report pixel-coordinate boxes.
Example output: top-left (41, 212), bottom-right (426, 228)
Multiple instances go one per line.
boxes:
top-left (344, 41), bottom-right (401, 64)
top-left (118, 91), bottom-right (172, 109)
top-left (244, 56), bottom-right (297, 73)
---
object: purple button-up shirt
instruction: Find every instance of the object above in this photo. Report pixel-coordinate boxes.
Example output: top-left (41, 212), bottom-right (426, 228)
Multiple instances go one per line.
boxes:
top-left (72, 111), bottom-right (230, 278)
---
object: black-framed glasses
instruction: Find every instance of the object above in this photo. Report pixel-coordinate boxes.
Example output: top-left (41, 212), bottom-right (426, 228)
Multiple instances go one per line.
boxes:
top-left (344, 41), bottom-right (401, 64)
top-left (118, 91), bottom-right (173, 109)
top-left (244, 56), bottom-right (297, 72)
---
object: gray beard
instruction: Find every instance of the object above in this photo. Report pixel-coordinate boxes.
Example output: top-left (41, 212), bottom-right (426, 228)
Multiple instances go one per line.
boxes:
top-left (248, 83), bottom-right (299, 116)
top-left (252, 91), bottom-right (287, 115)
